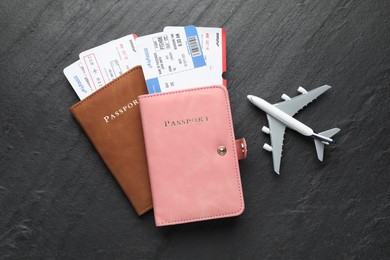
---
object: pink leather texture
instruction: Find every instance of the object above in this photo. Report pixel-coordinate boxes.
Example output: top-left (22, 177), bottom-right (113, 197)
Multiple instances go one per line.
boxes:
top-left (139, 85), bottom-right (245, 226)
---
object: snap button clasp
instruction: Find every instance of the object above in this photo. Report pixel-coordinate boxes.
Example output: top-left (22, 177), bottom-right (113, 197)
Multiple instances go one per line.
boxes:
top-left (217, 146), bottom-right (227, 156)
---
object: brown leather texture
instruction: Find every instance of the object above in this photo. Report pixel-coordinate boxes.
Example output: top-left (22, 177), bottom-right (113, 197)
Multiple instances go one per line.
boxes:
top-left (69, 66), bottom-right (152, 216)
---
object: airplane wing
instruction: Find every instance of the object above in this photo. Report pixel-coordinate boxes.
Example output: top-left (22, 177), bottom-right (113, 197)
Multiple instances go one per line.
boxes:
top-left (266, 114), bottom-right (286, 174)
top-left (274, 85), bottom-right (331, 116)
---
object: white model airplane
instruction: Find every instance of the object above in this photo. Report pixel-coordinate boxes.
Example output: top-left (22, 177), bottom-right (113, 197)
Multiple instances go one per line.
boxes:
top-left (247, 85), bottom-right (340, 174)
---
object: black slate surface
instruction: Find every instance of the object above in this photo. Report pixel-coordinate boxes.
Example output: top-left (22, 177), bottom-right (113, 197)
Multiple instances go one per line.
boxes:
top-left (1, 0), bottom-right (390, 259)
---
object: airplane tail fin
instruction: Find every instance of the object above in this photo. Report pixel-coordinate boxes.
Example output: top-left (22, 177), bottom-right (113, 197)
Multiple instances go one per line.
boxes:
top-left (314, 128), bottom-right (340, 161)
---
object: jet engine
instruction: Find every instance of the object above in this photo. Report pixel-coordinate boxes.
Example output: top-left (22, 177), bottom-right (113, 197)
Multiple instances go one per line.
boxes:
top-left (297, 86), bottom-right (308, 94)
top-left (263, 143), bottom-right (273, 152)
top-left (281, 94), bottom-right (291, 101)
top-left (261, 126), bottom-right (270, 134)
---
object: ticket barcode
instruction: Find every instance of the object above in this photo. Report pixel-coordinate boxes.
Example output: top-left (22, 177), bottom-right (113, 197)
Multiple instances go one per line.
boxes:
top-left (188, 36), bottom-right (201, 57)
top-left (158, 36), bottom-right (164, 50)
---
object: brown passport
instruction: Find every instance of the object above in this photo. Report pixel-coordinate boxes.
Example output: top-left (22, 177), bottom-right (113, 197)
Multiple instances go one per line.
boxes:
top-left (69, 66), bottom-right (152, 216)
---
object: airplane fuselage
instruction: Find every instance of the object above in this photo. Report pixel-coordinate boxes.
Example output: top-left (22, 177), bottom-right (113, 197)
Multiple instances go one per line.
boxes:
top-left (248, 95), bottom-right (335, 144)
top-left (250, 96), bottom-right (314, 136)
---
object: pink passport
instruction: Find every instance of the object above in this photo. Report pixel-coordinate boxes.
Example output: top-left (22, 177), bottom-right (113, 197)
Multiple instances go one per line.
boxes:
top-left (139, 86), bottom-right (247, 226)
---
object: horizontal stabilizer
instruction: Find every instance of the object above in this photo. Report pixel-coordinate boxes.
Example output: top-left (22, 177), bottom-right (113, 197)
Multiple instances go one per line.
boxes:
top-left (314, 140), bottom-right (325, 161)
top-left (319, 128), bottom-right (340, 139)
top-left (314, 128), bottom-right (340, 161)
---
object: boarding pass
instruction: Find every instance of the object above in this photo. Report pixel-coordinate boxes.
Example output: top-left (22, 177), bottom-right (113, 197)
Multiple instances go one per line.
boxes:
top-left (164, 26), bottom-right (226, 86)
top-left (64, 26), bottom-right (226, 98)
top-left (79, 34), bottom-right (139, 90)
top-left (136, 25), bottom-right (217, 93)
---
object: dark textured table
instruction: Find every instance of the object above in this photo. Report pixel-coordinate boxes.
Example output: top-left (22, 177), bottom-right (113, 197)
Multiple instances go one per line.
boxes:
top-left (1, 0), bottom-right (389, 258)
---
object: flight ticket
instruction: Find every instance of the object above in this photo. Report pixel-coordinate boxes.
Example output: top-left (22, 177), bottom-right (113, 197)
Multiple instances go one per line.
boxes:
top-left (63, 60), bottom-right (93, 100)
top-left (79, 34), bottom-right (139, 90)
top-left (136, 25), bottom-right (213, 93)
top-left (164, 26), bottom-right (226, 86)
top-left (64, 26), bottom-right (227, 99)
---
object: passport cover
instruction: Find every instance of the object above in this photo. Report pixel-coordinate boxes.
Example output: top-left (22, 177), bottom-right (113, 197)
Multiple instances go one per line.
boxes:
top-left (139, 85), bottom-right (245, 226)
top-left (69, 66), bottom-right (152, 216)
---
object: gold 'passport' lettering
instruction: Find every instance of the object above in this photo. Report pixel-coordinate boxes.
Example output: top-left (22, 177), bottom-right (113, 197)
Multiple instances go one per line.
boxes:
top-left (103, 99), bottom-right (139, 123)
top-left (164, 116), bottom-right (209, 127)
